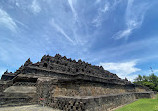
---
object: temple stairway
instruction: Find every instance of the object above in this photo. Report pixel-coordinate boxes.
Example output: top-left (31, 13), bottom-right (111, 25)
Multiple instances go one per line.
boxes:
top-left (0, 86), bottom-right (37, 107)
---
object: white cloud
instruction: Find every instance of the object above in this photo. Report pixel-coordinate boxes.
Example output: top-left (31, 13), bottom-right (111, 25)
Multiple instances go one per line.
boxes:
top-left (92, 16), bottom-right (102, 27)
top-left (113, 29), bottom-right (132, 39)
top-left (153, 69), bottom-right (158, 74)
top-left (100, 60), bottom-right (141, 81)
top-left (14, 20), bottom-right (29, 29)
top-left (30, 0), bottom-right (41, 14)
top-left (113, 0), bottom-right (150, 39)
top-left (101, 4), bottom-right (109, 13)
top-left (51, 19), bottom-right (75, 44)
top-left (92, 0), bottom-right (121, 27)
top-left (92, 3), bottom-right (109, 27)
top-left (68, 0), bottom-right (78, 22)
top-left (0, 8), bottom-right (17, 32)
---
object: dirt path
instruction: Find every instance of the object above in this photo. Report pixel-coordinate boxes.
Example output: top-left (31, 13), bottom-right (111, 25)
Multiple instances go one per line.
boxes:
top-left (0, 105), bottom-right (61, 111)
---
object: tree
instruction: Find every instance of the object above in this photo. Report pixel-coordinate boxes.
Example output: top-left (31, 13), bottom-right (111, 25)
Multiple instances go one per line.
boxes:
top-left (142, 75), bottom-right (149, 82)
top-left (134, 75), bottom-right (143, 85)
top-left (143, 82), bottom-right (155, 89)
top-left (149, 73), bottom-right (158, 85)
top-left (154, 85), bottom-right (158, 91)
top-left (134, 73), bottom-right (158, 92)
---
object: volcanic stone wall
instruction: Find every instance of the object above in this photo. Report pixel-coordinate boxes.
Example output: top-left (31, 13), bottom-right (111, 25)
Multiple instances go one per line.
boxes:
top-left (19, 54), bottom-right (126, 84)
top-left (47, 92), bottom-right (154, 111)
top-left (52, 81), bottom-right (148, 97)
top-left (36, 78), bottom-right (153, 111)
top-left (19, 66), bottom-right (129, 85)
top-left (36, 77), bottom-right (58, 106)
top-left (0, 81), bottom-right (13, 93)
top-left (53, 82), bottom-right (126, 97)
top-left (0, 97), bottom-right (33, 107)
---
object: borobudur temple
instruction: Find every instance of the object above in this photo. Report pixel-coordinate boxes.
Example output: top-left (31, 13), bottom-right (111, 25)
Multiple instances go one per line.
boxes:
top-left (0, 54), bottom-right (155, 111)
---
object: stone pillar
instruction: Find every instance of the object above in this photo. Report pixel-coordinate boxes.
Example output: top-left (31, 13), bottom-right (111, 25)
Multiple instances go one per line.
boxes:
top-left (36, 77), bottom-right (58, 106)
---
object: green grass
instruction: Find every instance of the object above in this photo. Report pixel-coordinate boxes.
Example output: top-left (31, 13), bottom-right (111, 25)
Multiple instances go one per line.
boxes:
top-left (115, 94), bottom-right (158, 111)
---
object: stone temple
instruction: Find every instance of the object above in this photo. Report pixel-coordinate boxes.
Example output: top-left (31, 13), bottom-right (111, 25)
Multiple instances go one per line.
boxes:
top-left (0, 54), bottom-right (155, 111)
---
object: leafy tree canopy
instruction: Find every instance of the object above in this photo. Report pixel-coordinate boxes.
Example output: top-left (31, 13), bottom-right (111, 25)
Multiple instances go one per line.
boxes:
top-left (134, 73), bottom-right (158, 91)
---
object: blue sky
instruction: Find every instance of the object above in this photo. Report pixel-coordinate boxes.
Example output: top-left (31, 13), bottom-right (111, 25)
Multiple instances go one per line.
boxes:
top-left (0, 0), bottom-right (158, 81)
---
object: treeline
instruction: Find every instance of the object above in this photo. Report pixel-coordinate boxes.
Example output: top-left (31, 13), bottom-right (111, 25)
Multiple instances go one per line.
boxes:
top-left (133, 74), bottom-right (158, 91)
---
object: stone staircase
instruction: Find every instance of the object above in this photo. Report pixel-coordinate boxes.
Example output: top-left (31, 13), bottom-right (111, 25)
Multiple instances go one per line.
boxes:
top-left (0, 86), bottom-right (37, 107)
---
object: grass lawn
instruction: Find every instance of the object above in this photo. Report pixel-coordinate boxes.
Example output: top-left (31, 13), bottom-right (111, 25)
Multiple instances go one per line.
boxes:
top-left (115, 94), bottom-right (158, 111)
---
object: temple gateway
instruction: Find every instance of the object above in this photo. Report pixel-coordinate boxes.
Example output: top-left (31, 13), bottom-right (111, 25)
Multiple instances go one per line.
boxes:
top-left (0, 54), bottom-right (155, 111)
